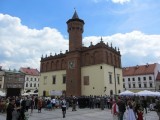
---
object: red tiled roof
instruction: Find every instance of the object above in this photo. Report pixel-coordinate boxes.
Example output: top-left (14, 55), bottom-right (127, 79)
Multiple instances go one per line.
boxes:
top-left (156, 72), bottom-right (160, 81)
top-left (123, 63), bottom-right (156, 76)
top-left (20, 67), bottom-right (40, 76)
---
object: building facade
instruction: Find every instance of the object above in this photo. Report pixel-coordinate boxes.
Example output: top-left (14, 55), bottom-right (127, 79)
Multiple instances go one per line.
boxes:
top-left (3, 69), bottom-right (25, 97)
top-left (156, 72), bottom-right (160, 91)
top-left (39, 11), bottom-right (123, 97)
top-left (20, 67), bottom-right (40, 93)
top-left (0, 67), bottom-right (5, 92)
top-left (123, 63), bottom-right (160, 92)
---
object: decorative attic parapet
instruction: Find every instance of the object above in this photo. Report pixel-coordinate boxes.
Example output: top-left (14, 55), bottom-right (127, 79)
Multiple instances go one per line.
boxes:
top-left (41, 52), bottom-right (66, 61)
top-left (81, 40), bottom-right (120, 54)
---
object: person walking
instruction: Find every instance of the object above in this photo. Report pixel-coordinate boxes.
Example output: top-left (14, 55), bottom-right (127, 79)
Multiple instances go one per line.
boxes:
top-left (117, 98), bottom-right (126, 120)
top-left (111, 100), bottom-right (119, 120)
top-left (72, 96), bottom-right (77, 111)
top-left (6, 98), bottom-right (15, 120)
top-left (61, 97), bottom-right (67, 118)
top-left (37, 98), bottom-right (43, 113)
top-left (155, 99), bottom-right (160, 120)
top-left (30, 97), bottom-right (34, 115)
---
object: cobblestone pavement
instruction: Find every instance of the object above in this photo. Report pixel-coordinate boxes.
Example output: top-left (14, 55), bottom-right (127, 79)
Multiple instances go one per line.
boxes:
top-left (0, 108), bottom-right (159, 120)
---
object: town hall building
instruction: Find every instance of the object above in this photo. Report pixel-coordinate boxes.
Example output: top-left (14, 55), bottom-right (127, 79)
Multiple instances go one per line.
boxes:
top-left (39, 11), bottom-right (123, 97)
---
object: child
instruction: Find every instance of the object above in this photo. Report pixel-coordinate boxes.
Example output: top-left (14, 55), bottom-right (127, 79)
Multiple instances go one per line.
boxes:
top-left (137, 106), bottom-right (143, 120)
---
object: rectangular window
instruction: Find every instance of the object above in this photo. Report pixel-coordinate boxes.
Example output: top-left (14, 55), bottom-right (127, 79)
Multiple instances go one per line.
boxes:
top-left (133, 84), bottom-right (135, 88)
top-left (138, 77), bottom-right (141, 81)
top-left (0, 77), bottom-right (2, 81)
top-left (35, 78), bottom-right (36, 81)
top-left (31, 78), bottom-right (33, 81)
top-left (43, 76), bottom-right (47, 85)
top-left (52, 76), bottom-right (56, 84)
top-left (123, 84), bottom-right (125, 88)
top-left (150, 83), bottom-right (152, 87)
top-left (149, 76), bottom-right (152, 80)
top-left (109, 73), bottom-right (112, 84)
top-left (123, 78), bottom-right (125, 82)
top-left (144, 83), bottom-right (147, 88)
top-left (132, 78), bottom-right (135, 81)
top-left (84, 76), bottom-right (89, 85)
top-left (0, 84), bottom-right (1, 88)
top-left (143, 77), bottom-right (146, 80)
top-left (128, 78), bottom-right (130, 81)
top-left (63, 75), bottom-right (66, 84)
top-left (117, 74), bottom-right (120, 84)
top-left (129, 84), bottom-right (131, 88)
top-left (139, 84), bottom-right (141, 88)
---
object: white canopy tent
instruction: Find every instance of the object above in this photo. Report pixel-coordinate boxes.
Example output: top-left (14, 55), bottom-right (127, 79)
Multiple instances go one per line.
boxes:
top-left (152, 91), bottom-right (160, 97)
top-left (119, 90), bottom-right (135, 96)
top-left (28, 92), bottom-right (38, 96)
top-left (21, 93), bottom-right (29, 96)
top-left (136, 90), bottom-right (156, 96)
top-left (0, 91), bottom-right (6, 96)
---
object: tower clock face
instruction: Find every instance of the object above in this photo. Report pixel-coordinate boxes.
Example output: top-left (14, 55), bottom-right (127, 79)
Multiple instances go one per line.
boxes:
top-left (68, 61), bottom-right (75, 69)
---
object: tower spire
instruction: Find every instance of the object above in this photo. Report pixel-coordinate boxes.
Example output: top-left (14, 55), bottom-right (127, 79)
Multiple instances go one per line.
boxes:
top-left (72, 9), bottom-right (79, 19)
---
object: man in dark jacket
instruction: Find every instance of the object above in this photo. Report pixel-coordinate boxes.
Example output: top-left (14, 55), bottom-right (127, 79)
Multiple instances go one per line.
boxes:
top-left (117, 98), bottom-right (126, 120)
top-left (6, 98), bottom-right (15, 120)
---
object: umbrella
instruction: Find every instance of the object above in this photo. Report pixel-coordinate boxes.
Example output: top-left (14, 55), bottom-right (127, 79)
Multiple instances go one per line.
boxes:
top-left (119, 90), bottom-right (135, 96)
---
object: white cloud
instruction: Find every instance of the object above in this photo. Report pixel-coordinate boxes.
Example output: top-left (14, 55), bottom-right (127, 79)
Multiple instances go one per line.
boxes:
top-left (0, 14), bottom-right (68, 70)
top-left (91, 0), bottom-right (130, 4)
top-left (0, 13), bottom-right (160, 70)
top-left (84, 31), bottom-right (160, 66)
top-left (111, 0), bottom-right (130, 4)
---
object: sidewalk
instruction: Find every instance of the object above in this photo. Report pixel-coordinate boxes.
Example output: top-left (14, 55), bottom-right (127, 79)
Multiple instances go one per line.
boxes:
top-left (0, 108), bottom-right (159, 120)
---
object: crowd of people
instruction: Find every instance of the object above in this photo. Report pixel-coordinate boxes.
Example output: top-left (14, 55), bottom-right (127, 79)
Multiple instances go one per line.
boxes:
top-left (0, 95), bottom-right (160, 120)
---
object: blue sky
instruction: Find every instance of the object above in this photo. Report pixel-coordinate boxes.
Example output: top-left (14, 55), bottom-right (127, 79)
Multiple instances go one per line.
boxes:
top-left (0, 0), bottom-right (160, 70)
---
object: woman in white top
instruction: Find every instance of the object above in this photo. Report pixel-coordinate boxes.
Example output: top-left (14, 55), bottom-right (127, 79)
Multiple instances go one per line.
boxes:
top-left (126, 101), bottom-right (136, 120)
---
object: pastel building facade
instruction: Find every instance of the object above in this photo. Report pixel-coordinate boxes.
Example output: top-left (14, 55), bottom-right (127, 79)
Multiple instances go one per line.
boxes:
top-left (0, 67), bottom-right (5, 92)
top-left (123, 63), bottom-right (160, 92)
top-left (20, 67), bottom-right (40, 93)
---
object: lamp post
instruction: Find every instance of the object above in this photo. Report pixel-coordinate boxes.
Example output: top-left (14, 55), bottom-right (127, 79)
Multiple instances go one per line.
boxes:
top-left (114, 66), bottom-right (117, 95)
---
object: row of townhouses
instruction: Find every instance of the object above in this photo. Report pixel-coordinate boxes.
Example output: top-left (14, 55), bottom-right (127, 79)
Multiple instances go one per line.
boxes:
top-left (1, 63), bottom-right (160, 97)
top-left (0, 67), bottom-right (40, 96)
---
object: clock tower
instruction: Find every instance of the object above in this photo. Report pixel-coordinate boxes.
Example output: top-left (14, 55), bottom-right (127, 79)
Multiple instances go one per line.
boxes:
top-left (66, 11), bottom-right (84, 96)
